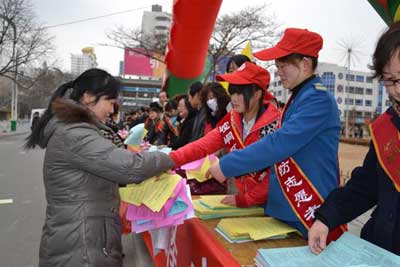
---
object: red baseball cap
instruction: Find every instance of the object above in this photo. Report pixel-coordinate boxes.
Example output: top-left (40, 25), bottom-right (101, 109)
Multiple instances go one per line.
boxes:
top-left (254, 28), bottom-right (323, 61)
top-left (216, 62), bottom-right (270, 91)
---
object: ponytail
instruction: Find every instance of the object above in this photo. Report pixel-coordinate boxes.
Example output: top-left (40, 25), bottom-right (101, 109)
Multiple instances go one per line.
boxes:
top-left (24, 81), bottom-right (74, 149)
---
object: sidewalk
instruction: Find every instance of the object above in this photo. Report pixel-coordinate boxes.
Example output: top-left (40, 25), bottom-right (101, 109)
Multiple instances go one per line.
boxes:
top-left (0, 120), bottom-right (30, 138)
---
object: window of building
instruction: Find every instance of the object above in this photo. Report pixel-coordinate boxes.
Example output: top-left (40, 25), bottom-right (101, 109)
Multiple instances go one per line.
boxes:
top-left (277, 91), bottom-right (282, 96)
top-left (346, 74), bottom-right (355, 81)
top-left (355, 75), bottom-right (364, 82)
top-left (364, 111), bottom-right (372, 118)
top-left (338, 73), bottom-right (343, 79)
top-left (278, 81), bottom-right (282, 86)
top-left (345, 86), bottom-right (355, 93)
top-left (337, 85), bottom-right (343, 92)
top-left (337, 97), bottom-right (342, 104)
top-left (385, 99), bottom-right (391, 106)
top-left (355, 99), bottom-right (363, 106)
top-left (355, 87), bottom-right (364, 94)
top-left (365, 88), bottom-right (373, 95)
top-left (365, 100), bottom-right (372, 106)
top-left (156, 16), bottom-right (171, 22)
top-left (366, 76), bottom-right (373, 83)
top-left (345, 98), bottom-right (354, 105)
top-left (155, 25), bottom-right (168, 30)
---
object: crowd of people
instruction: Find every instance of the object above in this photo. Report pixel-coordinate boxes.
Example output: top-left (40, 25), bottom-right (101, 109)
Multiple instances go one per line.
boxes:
top-left (26, 21), bottom-right (400, 266)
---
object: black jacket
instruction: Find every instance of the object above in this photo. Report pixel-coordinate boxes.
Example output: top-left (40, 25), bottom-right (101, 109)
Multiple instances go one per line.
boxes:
top-left (316, 107), bottom-right (400, 255)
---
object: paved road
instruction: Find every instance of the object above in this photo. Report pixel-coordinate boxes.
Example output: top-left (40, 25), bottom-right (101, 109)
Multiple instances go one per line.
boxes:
top-left (0, 134), bottom-right (45, 267)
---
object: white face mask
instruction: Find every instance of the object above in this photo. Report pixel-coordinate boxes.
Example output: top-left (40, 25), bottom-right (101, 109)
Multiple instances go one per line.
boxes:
top-left (207, 98), bottom-right (218, 114)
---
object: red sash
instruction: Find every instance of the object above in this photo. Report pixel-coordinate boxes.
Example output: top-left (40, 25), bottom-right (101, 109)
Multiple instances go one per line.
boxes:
top-left (370, 112), bottom-right (400, 192)
top-left (274, 94), bottom-right (346, 243)
top-left (218, 112), bottom-right (268, 181)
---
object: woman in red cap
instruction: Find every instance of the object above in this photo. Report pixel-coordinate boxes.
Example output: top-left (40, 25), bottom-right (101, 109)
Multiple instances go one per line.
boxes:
top-left (169, 62), bottom-right (280, 207)
top-left (208, 28), bottom-right (345, 242)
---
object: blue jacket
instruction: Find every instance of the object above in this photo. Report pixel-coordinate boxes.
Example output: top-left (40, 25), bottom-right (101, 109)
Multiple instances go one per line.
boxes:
top-left (219, 76), bottom-right (341, 236)
top-left (316, 107), bottom-right (400, 255)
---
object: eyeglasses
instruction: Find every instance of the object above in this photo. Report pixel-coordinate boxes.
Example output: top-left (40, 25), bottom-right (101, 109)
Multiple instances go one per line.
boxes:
top-left (380, 78), bottom-right (400, 87)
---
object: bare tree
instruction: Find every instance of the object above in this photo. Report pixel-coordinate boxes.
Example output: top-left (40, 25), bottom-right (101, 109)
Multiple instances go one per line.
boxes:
top-left (104, 26), bottom-right (168, 62)
top-left (208, 4), bottom-right (281, 80)
top-left (0, 0), bottom-right (54, 86)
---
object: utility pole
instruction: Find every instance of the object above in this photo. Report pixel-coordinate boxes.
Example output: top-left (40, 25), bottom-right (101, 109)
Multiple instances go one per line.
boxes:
top-left (0, 15), bottom-right (18, 131)
top-left (345, 48), bottom-right (351, 139)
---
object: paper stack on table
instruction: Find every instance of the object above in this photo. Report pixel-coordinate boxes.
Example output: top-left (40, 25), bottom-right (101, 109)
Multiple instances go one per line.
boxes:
top-left (216, 217), bottom-right (299, 243)
top-left (119, 173), bottom-right (194, 233)
top-left (255, 232), bottom-right (400, 267)
top-left (193, 195), bottom-right (264, 220)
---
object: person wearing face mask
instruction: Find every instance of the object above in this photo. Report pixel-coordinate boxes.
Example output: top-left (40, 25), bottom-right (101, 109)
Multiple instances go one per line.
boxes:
top-left (208, 28), bottom-right (346, 242)
top-left (169, 62), bottom-right (280, 207)
top-left (308, 21), bottom-right (400, 256)
top-left (200, 82), bottom-right (230, 134)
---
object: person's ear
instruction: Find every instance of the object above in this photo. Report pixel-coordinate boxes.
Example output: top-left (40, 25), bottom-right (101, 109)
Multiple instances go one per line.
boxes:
top-left (80, 92), bottom-right (96, 105)
top-left (303, 57), bottom-right (313, 72)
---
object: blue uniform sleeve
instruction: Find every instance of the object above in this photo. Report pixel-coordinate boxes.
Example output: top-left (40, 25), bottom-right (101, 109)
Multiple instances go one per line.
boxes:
top-left (220, 91), bottom-right (335, 178)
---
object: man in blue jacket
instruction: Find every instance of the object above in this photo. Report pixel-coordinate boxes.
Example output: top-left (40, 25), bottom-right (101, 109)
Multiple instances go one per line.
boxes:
top-left (208, 28), bottom-right (345, 242)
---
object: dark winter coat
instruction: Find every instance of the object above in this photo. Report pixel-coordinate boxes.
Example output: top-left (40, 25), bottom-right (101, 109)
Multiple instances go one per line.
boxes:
top-left (316, 107), bottom-right (400, 255)
top-left (38, 99), bottom-right (174, 266)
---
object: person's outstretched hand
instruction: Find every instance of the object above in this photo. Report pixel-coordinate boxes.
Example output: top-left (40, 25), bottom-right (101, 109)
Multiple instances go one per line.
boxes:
top-left (206, 162), bottom-right (227, 183)
top-left (308, 219), bottom-right (329, 255)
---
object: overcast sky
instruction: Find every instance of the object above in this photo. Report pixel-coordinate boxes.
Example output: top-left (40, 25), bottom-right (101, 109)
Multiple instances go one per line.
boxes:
top-left (31, 0), bottom-right (387, 75)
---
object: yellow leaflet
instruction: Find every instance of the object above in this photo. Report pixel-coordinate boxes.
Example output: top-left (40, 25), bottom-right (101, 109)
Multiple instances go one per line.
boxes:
top-left (186, 155), bottom-right (217, 182)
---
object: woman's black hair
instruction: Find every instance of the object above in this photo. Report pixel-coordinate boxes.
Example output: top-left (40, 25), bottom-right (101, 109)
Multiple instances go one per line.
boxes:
top-left (228, 84), bottom-right (265, 111)
top-left (25, 68), bottom-right (120, 149)
top-left (370, 21), bottom-right (400, 79)
top-left (188, 81), bottom-right (203, 97)
top-left (165, 99), bottom-right (178, 112)
top-left (226, 54), bottom-right (251, 73)
top-left (149, 101), bottom-right (163, 113)
top-left (179, 95), bottom-right (197, 118)
top-left (200, 82), bottom-right (230, 122)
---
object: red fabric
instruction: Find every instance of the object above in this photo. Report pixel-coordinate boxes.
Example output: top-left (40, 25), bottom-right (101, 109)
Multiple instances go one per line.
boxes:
top-left (165, 0), bottom-right (223, 78)
top-left (143, 218), bottom-right (241, 267)
top-left (254, 28), bottom-right (323, 60)
top-left (170, 103), bottom-right (281, 207)
top-left (119, 201), bottom-right (131, 234)
top-left (216, 62), bottom-right (271, 91)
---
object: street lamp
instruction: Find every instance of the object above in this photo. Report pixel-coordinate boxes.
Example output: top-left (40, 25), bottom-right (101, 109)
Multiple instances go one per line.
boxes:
top-left (0, 15), bottom-right (18, 131)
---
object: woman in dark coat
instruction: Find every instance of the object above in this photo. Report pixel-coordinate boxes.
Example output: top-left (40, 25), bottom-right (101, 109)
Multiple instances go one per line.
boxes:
top-left (170, 95), bottom-right (196, 150)
top-left (308, 21), bottom-right (400, 256)
top-left (25, 69), bottom-right (174, 266)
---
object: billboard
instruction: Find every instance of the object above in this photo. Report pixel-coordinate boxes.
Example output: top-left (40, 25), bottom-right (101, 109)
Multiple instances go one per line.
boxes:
top-left (123, 48), bottom-right (166, 78)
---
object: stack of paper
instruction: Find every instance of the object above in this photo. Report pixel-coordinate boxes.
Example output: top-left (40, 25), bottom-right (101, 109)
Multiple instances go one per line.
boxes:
top-left (193, 195), bottom-right (264, 220)
top-left (119, 173), bottom-right (194, 233)
top-left (216, 217), bottom-right (299, 243)
top-left (255, 232), bottom-right (400, 267)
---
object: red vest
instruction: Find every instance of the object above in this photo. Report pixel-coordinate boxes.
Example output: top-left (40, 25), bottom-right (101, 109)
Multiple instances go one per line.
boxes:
top-left (217, 104), bottom-right (279, 182)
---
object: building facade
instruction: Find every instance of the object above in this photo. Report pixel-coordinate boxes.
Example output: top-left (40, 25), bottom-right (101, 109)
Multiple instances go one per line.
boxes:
top-left (269, 62), bottom-right (391, 137)
top-left (141, 5), bottom-right (172, 37)
top-left (119, 77), bottom-right (161, 111)
top-left (70, 47), bottom-right (97, 76)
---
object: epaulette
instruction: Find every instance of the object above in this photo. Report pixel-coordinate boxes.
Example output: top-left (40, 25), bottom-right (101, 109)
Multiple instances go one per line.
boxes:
top-left (313, 83), bottom-right (327, 91)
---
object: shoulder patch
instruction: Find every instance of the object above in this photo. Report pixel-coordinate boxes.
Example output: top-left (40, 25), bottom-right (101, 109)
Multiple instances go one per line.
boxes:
top-left (314, 83), bottom-right (327, 91)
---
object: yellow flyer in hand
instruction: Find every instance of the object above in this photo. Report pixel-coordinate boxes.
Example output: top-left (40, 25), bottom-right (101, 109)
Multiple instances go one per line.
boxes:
top-left (185, 155), bottom-right (218, 182)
